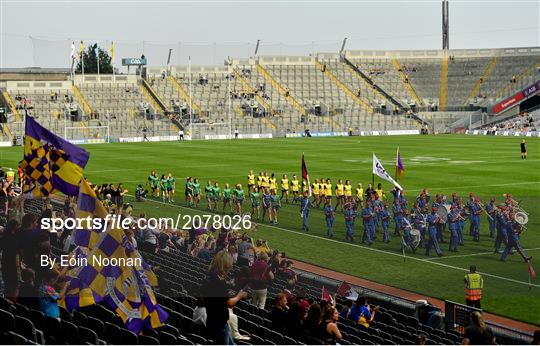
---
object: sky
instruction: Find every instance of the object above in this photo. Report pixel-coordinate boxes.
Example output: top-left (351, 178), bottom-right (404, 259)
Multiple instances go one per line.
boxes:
top-left (0, 0), bottom-right (539, 68)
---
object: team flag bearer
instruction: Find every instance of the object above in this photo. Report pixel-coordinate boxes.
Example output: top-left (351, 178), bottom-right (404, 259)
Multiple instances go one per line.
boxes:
top-left (300, 153), bottom-right (311, 231)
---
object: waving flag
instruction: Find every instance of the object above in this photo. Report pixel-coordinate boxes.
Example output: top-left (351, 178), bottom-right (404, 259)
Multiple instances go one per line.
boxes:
top-left (61, 225), bottom-right (167, 333)
top-left (301, 153), bottom-right (311, 196)
top-left (20, 116), bottom-right (89, 196)
top-left (337, 281), bottom-right (359, 301)
top-left (321, 287), bottom-right (334, 305)
top-left (79, 40), bottom-right (84, 55)
top-left (373, 153), bottom-right (403, 191)
top-left (396, 146), bottom-right (405, 178)
top-left (93, 43), bottom-right (99, 58)
top-left (73, 178), bottom-right (108, 249)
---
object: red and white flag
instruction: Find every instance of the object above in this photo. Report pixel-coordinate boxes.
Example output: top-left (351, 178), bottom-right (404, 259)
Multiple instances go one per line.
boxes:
top-left (337, 281), bottom-right (359, 301)
top-left (301, 153), bottom-right (311, 196)
top-left (321, 286), bottom-right (334, 304)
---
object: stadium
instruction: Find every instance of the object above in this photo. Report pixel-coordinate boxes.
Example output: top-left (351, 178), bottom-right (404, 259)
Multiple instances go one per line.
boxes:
top-left (0, 0), bottom-right (539, 345)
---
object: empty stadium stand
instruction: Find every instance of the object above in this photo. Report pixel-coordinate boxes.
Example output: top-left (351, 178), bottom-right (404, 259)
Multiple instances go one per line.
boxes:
top-left (1, 47), bottom-right (539, 140)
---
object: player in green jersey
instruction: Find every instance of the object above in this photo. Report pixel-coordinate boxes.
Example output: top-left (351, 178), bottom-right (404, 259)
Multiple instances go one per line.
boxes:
top-left (160, 174), bottom-right (168, 202)
top-left (167, 173), bottom-right (176, 203)
top-left (147, 171), bottom-right (159, 197)
top-left (211, 182), bottom-right (221, 212)
top-left (185, 177), bottom-right (193, 206)
top-left (204, 181), bottom-right (213, 210)
top-left (234, 184), bottom-right (245, 215)
top-left (192, 178), bottom-right (201, 208)
top-left (222, 183), bottom-right (232, 214)
top-left (271, 189), bottom-right (281, 224)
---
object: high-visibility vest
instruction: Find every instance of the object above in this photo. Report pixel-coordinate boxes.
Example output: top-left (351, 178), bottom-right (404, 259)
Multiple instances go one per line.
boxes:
top-left (465, 273), bottom-right (483, 301)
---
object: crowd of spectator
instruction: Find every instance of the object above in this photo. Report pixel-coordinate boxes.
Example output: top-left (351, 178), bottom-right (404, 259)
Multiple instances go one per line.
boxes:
top-left (483, 111), bottom-right (538, 134)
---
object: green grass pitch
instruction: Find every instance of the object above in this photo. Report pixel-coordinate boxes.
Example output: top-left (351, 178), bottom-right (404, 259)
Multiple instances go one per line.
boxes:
top-left (1, 135), bottom-right (539, 325)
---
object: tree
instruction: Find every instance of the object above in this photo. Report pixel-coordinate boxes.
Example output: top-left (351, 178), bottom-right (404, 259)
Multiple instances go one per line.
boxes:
top-left (75, 44), bottom-right (113, 74)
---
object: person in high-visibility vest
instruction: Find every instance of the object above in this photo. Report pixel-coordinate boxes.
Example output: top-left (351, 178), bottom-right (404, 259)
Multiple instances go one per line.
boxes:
top-left (464, 265), bottom-right (483, 309)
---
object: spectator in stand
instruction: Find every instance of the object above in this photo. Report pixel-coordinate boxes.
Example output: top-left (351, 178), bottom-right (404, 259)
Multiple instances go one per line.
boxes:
top-left (339, 299), bottom-right (353, 320)
top-left (271, 292), bottom-right (289, 332)
top-left (285, 300), bottom-right (305, 339)
top-left (237, 235), bottom-right (254, 266)
top-left (201, 250), bottom-right (247, 345)
top-left (1, 219), bottom-right (20, 302)
top-left (321, 307), bottom-right (342, 344)
top-left (197, 240), bottom-right (215, 261)
top-left (254, 239), bottom-right (271, 254)
top-left (250, 252), bottom-right (274, 309)
top-left (347, 296), bottom-right (378, 328)
top-left (304, 303), bottom-right (323, 340)
top-left (39, 270), bottom-right (68, 320)
top-left (18, 213), bottom-right (50, 275)
top-left (18, 268), bottom-right (40, 311)
top-left (140, 223), bottom-right (161, 253)
top-left (462, 311), bottom-right (496, 345)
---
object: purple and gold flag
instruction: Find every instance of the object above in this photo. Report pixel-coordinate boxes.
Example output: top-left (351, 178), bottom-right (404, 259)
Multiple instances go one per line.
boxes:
top-left (20, 116), bottom-right (89, 196)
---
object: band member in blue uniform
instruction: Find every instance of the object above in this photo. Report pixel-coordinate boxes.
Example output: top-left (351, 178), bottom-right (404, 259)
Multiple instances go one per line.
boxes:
top-left (468, 196), bottom-right (482, 242)
top-left (456, 200), bottom-right (466, 246)
top-left (381, 202), bottom-right (391, 243)
top-left (494, 206), bottom-right (509, 254)
top-left (500, 214), bottom-right (532, 262)
top-left (361, 202), bottom-right (374, 245)
top-left (372, 194), bottom-right (383, 232)
top-left (426, 207), bottom-right (443, 257)
top-left (344, 198), bottom-right (357, 242)
top-left (485, 198), bottom-right (497, 238)
top-left (448, 205), bottom-right (461, 252)
top-left (323, 199), bottom-right (335, 238)
top-left (412, 204), bottom-right (427, 248)
top-left (393, 199), bottom-right (403, 236)
top-left (300, 191), bottom-right (311, 232)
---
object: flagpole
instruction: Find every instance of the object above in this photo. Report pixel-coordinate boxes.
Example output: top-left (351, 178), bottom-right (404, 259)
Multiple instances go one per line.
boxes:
top-left (188, 56), bottom-right (193, 139)
top-left (395, 146), bottom-right (399, 181)
top-left (96, 43), bottom-right (100, 79)
top-left (81, 42), bottom-right (85, 81)
top-left (111, 41), bottom-right (115, 82)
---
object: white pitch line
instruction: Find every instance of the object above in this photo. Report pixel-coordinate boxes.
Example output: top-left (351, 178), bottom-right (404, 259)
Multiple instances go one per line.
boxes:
top-left (129, 195), bottom-right (540, 288)
top-left (425, 247), bottom-right (540, 261)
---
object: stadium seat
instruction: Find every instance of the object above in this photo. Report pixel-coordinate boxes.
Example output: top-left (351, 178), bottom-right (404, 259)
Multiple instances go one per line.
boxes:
top-left (6, 330), bottom-right (29, 344)
top-left (119, 328), bottom-right (139, 345)
top-left (78, 326), bottom-right (99, 344)
top-left (59, 306), bottom-right (72, 321)
top-left (61, 320), bottom-right (79, 345)
top-left (138, 335), bottom-right (161, 344)
top-left (158, 331), bottom-right (179, 345)
top-left (87, 316), bottom-right (105, 337)
top-left (186, 333), bottom-right (207, 344)
top-left (72, 310), bottom-right (88, 327)
top-left (0, 297), bottom-right (14, 312)
top-left (14, 303), bottom-right (30, 318)
top-left (14, 316), bottom-right (37, 343)
top-left (103, 321), bottom-right (123, 344)
top-left (44, 315), bottom-right (62, 344)
top-left (0, 308), bottom-right (15, 332)
top-left (26, 309), bottom-right (44, 331)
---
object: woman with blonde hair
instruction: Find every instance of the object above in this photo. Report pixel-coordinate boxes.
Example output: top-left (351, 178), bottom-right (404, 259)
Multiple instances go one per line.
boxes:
top-left (201, 250), bottom-right (247, 345)
top-left (463, 311), bottom-right (495, 345)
